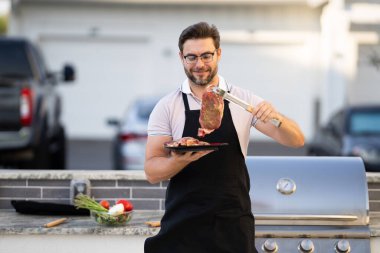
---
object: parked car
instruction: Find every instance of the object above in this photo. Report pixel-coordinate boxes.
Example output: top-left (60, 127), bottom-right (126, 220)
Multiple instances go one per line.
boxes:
top-left (107, 96), bottom-right (161, 170)
top-left (0, 37), bottom-right (75, 169)
top-left (307, 105), bottom-right (380, 171)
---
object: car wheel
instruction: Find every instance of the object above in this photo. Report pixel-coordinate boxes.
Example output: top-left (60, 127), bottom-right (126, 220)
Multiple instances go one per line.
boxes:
top-left (50, 126), bottom-right (66, 170)
top-left (114, 149), bottom-right (123, 170)
top-left (307, 149), bottom-right (318, 156)
top-left (32, 127), bottom-right (51, 169)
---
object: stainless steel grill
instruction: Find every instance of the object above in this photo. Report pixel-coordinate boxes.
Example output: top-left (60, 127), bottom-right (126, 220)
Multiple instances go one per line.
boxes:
top-left (247, 156), bottom-right (370, 253)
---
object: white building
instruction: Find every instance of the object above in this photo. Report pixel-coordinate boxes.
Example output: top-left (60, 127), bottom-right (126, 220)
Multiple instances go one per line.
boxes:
top-left (7, 0), bottom-right (380, 140)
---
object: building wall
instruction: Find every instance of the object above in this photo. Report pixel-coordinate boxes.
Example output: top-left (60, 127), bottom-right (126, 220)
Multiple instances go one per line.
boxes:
top-left (350, 44), bottom-right (380, 105)
top-left (9, 2), bottom-right (323, 139)
top-left (319, 0), bottom-right (380, 120)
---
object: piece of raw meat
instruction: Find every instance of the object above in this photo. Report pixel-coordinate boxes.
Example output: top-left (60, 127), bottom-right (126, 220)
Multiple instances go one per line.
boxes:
top-left (198, 85), bottom-right (224, 137)
top-left (165, 137), bottom-right (210, 147)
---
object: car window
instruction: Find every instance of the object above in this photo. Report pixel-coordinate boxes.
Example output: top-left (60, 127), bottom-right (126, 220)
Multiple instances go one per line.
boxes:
top-left (327, 110), bottom-right (344, 135)
top-left (0, 42), bottom-right (33, 79)
top-left (350, 111), bottom-right (380, 135)
top-left (29, 44), bottom-right (48, 82)
top-left (137, 100), bottom-right (158, 120)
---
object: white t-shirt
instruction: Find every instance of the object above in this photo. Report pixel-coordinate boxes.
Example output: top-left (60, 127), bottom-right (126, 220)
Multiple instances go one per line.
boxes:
top-left (147, 75), bottom-right (264, 157)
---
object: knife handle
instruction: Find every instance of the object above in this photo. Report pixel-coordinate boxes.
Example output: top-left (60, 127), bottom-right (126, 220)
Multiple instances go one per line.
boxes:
top-left (247, 105), bottom-right (282, 128)
top-left (44, 218), bottom-right (67, 228)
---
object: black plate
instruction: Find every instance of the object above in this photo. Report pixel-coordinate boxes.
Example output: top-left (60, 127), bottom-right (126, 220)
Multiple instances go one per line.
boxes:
top-left (164, 143), bottom-right (229, 152)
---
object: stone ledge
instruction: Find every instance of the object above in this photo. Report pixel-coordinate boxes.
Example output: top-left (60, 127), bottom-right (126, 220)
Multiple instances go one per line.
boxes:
top-left (3, 170), bottom-right (377, 183)
top-left (0, 210), bottom-right (163, 236)
top-left (366, 173), bottom-right (380, 183)
top-left (0, 170), bottom-right (147, 180)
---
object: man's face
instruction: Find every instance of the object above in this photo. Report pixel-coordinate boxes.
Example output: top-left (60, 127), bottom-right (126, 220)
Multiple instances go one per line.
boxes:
top-left (180, 38), bottom-right (221, 86)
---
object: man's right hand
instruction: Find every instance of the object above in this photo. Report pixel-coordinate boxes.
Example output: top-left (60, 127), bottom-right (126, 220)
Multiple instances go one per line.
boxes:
top-left (170, 150), bottom-right (214, 163)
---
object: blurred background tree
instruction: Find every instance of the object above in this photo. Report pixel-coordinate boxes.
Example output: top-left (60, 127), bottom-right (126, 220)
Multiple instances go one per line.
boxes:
top-left (0, 14), bottom-right (7, 35)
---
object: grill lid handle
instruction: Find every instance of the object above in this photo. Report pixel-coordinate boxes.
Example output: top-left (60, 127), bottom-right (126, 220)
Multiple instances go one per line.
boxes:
top-left (255, 214), bottom-right (358, 221)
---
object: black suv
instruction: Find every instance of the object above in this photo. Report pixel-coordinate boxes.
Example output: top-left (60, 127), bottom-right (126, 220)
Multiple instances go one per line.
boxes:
top-left (307, 105), bottom-right (380, 171)
top-left (0, 37), bottom-right (75, 169)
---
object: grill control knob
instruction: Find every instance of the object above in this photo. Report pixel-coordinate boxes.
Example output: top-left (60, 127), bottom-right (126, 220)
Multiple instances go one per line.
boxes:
top-left (262, 239), bottom-right (278, 252)
top-left (335, 240), bottom-right (351, 253)
top-left (299, 239), bottom-right (314, 252)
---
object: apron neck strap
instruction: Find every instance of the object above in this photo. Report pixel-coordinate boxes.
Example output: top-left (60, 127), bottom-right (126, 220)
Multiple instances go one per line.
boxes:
top-left (182, 92), bottom-right (190, 111)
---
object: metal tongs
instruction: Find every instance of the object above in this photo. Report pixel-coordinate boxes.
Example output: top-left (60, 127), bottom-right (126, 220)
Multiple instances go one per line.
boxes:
top-left (212, 87), bottom-right (282, 128)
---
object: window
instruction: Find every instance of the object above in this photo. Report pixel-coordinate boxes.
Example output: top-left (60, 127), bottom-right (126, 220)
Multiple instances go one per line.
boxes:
top-left (349, 111), bottom-right (380, 135)
top-left (29, 44), bottom-right (48, 82)
top-left (137, 100), bottom-right (158, 120)
top-left (0, 42), bottom-right (33, 79)
top-left (327, 110), bottom-right (344, 136)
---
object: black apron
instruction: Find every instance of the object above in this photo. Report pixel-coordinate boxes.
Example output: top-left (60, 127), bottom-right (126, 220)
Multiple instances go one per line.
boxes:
top-left (145, 92), bottom-right (258, 253)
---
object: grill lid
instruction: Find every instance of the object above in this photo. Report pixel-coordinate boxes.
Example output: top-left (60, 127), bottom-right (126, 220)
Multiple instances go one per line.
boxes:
top-left (247, 157), bottom-right (369, 226)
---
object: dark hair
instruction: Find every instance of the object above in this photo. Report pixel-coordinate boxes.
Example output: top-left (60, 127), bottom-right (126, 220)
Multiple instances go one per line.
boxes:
top-left (178, 22), bottom-right (220, 52)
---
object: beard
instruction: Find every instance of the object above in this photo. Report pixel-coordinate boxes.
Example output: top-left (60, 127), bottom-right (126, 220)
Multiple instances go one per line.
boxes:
top-left (184, 65), bottom-right (218, 87)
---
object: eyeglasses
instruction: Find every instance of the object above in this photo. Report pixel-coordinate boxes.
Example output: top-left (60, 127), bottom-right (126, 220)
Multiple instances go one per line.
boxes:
top-left (183, 49), bottom-right (217, 64)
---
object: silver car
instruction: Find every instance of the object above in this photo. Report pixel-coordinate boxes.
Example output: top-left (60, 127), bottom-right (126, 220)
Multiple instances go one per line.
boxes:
top-left (307, 105), bottom-right (380, 171)
top-left (108, 96), bottom-right (160, 170)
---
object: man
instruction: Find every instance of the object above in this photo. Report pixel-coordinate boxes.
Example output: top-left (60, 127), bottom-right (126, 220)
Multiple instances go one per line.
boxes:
top-left (144, 22), bottom-right (304, 253)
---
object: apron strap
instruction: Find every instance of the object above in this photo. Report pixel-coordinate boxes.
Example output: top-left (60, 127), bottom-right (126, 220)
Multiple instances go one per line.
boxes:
top-left (182, 92), bottom-right (190, 112)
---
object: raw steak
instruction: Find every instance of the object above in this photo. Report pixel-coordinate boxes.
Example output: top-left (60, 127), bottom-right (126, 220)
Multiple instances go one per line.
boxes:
top-left (198, 85), bottom-right (224, 137)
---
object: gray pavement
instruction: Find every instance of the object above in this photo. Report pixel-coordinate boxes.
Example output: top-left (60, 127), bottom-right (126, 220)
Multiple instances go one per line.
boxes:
top-left (67, 139), bottom-right (113, 170)
top-left (67, 139), bottom-right (307, 170)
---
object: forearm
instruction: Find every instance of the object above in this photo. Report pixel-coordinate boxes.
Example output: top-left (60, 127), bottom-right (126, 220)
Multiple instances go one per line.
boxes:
top-left (145, 155), bottom-right (190, 184)
top-left (253, 101), bottom-right (305, 148)
top-left (256, 114), bottom-right (305, 148)
top-left (274, 115), bottom-right (305, 147)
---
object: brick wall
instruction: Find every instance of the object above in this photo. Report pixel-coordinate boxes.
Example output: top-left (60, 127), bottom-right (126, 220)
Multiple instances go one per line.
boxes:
top-left (2, 171), bottom-right (380, 213)
top-left (0, 177), bottom-right (168, 210)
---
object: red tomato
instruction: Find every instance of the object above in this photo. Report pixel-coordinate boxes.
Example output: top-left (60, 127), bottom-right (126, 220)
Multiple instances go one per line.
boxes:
top-left (99, 200), bottom-right (110, 209)
top-left (116, 199), bottom-right (134, 211)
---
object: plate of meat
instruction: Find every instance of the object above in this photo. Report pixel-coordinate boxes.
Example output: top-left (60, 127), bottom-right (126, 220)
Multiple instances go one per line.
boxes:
top-left (164, 137), bottom-right (228, 152)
